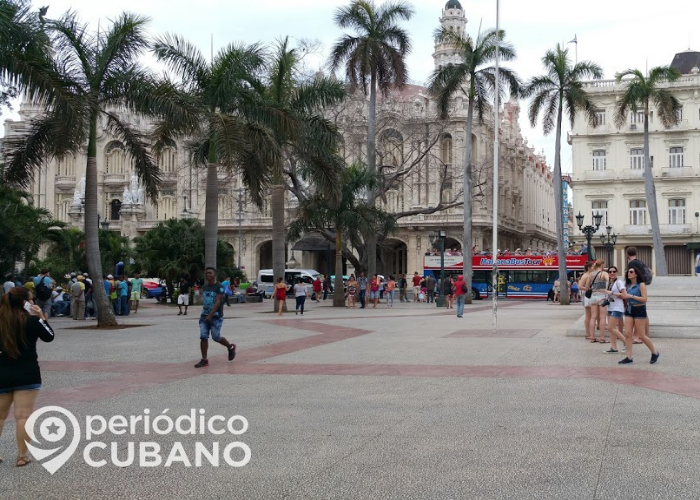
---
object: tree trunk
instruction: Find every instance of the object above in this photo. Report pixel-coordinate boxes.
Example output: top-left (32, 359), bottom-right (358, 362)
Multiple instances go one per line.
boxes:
top-left (462, 97), bottom-right (474, 304)
top-left (271, 182), bottom-right (287, 312)
top-left (644, 102), bottom-right (667, 275)
top-left (333, 229), bottom-right (345, 307)
top-left (204, 151), bottom-right (218, 269)
top-left (554, 96), bottom-right (570, 305)
top-left (85, 115), bottom-right (117, 326)
top-left (366, 68), bottom-right (378, 278)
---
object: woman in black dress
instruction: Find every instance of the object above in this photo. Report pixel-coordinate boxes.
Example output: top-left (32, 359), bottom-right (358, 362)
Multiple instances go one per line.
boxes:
top-left (0, 287), bottom-right (55, 467)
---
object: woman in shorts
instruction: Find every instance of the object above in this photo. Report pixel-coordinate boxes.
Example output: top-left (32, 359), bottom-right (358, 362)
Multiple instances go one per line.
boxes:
top-left (0, 287), bottom-right (55, 467)
top-left (587, 259), bottom-right (609, 343)
top-left (618, 263), bottom-right (659, 365)
top-left (602, 267), bottom-right (626, 353)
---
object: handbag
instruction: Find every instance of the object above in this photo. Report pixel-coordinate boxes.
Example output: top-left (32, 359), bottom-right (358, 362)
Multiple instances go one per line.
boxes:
top-left (584, 272), bottom-right (600, 299)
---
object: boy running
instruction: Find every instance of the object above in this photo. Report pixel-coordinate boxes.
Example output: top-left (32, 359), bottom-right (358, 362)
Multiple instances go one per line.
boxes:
top-left (195, 267), bottom-right (236, 368)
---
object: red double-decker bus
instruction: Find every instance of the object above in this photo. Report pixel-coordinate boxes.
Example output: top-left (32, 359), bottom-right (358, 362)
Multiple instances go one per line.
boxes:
top-left (423, 254), bottom-right (588, 299)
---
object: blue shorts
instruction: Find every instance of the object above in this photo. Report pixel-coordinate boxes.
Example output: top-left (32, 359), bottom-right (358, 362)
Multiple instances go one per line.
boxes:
top-left (607, 311), bottom-right (623, 319)
top-left (0, 384), bottom-right (41, 395)
top-left (199, 316), bottom-right (223, 341)
top-left (369, 291), bottom-right (379, 299)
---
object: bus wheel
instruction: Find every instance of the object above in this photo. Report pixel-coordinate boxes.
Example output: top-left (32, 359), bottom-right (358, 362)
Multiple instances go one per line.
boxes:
top-left (471, 288), bottom-right (481, 300)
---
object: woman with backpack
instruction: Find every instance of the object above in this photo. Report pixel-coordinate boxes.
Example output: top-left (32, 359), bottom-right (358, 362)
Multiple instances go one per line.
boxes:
top-left (0, 287), bottom-right (55, 467)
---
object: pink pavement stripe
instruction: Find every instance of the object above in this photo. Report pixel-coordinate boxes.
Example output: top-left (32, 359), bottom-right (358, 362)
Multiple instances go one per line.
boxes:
top-left (226, 362), bottom-right (700, 400)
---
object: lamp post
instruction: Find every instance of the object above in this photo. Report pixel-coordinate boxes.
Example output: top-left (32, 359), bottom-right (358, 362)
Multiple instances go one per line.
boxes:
top-left (575, 211), bottom-right (602, 261)
top-left (97, 215), bottom-right (110, 231)
top-left (599, 226), bottom-right (617, 266)
top-left (430, 230), bottom-right (447, 307)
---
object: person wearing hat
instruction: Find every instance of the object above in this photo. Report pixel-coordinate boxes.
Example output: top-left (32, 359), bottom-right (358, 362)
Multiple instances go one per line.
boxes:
top-left (71, 275), bottom-right (86, 320)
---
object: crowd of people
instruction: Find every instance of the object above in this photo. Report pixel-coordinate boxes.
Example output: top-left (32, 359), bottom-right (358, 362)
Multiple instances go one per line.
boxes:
top-left (426, 245), bottom-right (589, 258)
top-left (567, 247), bottom-right (659, 365)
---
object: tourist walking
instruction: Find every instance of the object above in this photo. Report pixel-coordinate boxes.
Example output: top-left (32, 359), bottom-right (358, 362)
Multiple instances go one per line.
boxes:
top-left (323, 275), bottom-right (332, 300)
top-left (357, 272), bottom-right (368, 309)
top-left (426, 275), bottom-right (437, 303)
top-left (346, 275), bottom-right (358, 308)
top-left (32, 269), bottom-right (54, 318)
top-left (71, 276), bottom-right (86, 320)
top-left (0, 286), bottom-right (55, 467)
top-left (626, 246), bottom-right (650, 344)
top-left (194, 267), bottom-right (236, 368)
top-left (312, 277), bottom-right (322, 303)
top-left (385, 276), bottom-right (396, 307)
top-left (412, 272), bottom-right (421, 302)
top-left (588, 260), bottom-right (609, 343)
top-left (178, 276), bottom-right (192, 316)
top-left (274, 277), bottom-right (288, 316)
top-left (442, 275), bottom-right (454, 309)
top-left (454, 275), bottom-right (467, 318)
top-left (369, 275), bottom-right (380, 308)
top-left (398, 274), bottom-right (408, 303)
top-left (618, 262), bottom-right (659, 365)
top-left (294, 278), bottom-right (308, 315)
top-left (602, 266), bottom-right (626, 353)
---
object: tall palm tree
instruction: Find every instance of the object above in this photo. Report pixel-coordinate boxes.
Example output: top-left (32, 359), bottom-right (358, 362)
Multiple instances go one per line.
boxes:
top-left (330, 0), bottom-right (414, 278)
top-left (287, 164), bottom-right (395, 306)
top-left (428, 27), bottom-right (520, 304)
top-left (152, 35), bottom-right (280, 271)
top-left (614, 67), bottom-right (681, 276)
top-left (523, 44), bottom-right (602, 304)
top-left (3, 12), bottom-right (194, 326)
top-left (264, 37), bottom-right (346, 311)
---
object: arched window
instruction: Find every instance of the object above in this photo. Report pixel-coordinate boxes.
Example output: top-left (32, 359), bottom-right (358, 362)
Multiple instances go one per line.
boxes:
top-left (105, 142), bottom-right (127, 174)
top-left (157, 196), bottom-right (176, 220)
top-left (381, 129), bottom-right (403, 168)
top-left (110, 199), bottom-right (122, 220)
top-left (441, 134), bottom-right (453, 167)
top-left (158, 144), bottom-right (177, 173)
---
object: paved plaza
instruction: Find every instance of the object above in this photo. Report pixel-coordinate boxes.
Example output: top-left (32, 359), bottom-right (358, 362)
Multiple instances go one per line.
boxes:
top-left (2, 297), bottom-right (700, 499)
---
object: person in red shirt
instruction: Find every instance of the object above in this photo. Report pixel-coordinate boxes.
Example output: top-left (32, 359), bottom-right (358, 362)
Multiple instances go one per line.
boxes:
top-left (453, 275), bottom-right (467, 318)
top-left (412, 272), bottom-right (422, 302)
top-left (312, 277), bottom-right (322, 303)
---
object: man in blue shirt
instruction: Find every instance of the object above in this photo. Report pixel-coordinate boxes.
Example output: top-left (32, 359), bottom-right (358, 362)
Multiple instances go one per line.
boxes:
top-left (118, 276), bottom-right (129, 316)
top-left (195, 267), bottom-right (236, 368)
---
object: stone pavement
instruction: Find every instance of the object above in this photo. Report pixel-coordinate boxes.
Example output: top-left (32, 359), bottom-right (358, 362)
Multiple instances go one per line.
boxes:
top-left (2, 297), bottom-right (700, 499)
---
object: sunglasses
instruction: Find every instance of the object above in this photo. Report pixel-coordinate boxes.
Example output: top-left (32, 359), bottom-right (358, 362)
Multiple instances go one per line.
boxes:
top-left (608, 270), bottom-right (617, 273)
top-left (627, 270), bottom-right (636, 274)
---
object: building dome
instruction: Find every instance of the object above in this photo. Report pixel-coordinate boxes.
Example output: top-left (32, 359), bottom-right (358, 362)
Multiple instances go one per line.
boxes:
top-left (670, 49), bottom-right (700, 75)
top-left (445, 0), bottom-right (463, 9)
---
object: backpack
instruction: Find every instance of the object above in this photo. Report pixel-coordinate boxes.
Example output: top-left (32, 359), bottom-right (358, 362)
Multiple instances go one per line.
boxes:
top-left (461, 282), bottom-right (468, 294)
top-left (641, 263), bottom-right (652, 286)
top-left (35, 276), bottom-right (52, 301)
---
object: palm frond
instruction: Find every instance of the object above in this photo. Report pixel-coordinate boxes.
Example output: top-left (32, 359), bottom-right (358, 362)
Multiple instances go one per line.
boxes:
top-left (95, 12), bottom-right (150, 86)
top-left (152, 32), bottom-right (209, 90)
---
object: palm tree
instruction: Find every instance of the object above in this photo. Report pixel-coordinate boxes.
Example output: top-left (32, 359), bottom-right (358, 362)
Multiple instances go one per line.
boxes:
top-left (152, 35), bottom-right (279, 272)
top-left (264, 37), bottom-right (346, 311)
top-left (614, 67), bottom-right (681, 276)
top-left (524, 45), bottom-right (602, 304)
top-left (287, 164), bottom-right (395, 306)
top-left (3, 12), bottom-right (195, 326)
top-left (428, 27), bottom-right (520, 304)
top-left (330, 0), bottom-right (414, 278)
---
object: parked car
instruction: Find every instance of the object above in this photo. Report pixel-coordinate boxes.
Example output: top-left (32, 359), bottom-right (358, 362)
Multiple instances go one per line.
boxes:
top-left (256, 269), bottom-right (321, 298)
top-left (143, 280), bottom-right (163, 299)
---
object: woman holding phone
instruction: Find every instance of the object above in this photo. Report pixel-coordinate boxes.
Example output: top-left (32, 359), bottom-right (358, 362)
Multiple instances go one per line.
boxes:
top-left (0, 287), bottom-right (55, 467)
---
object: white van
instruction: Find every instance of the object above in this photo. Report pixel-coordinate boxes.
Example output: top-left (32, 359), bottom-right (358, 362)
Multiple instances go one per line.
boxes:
top-left (256, 269), bottom-right (322, 298)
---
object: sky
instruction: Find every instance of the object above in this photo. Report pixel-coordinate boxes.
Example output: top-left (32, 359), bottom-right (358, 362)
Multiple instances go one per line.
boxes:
top-left (4, 0), bottom-right (699, 173)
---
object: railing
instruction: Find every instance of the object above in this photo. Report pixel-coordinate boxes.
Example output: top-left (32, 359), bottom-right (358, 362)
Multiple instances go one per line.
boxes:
top-left (621, 169), bottom-right (644, 180)
top-left (660, 224), bottom-right (693, 235)
top-left (103, 173), bottom-right (127, 186)
top-left (584, 169), bottom-right (613, 180)
top-left (54, 175), bottom-right (76, 190)
top-left (622, 224), bottom-right (651, 235)
top-left (660, 166), bottom-right (692, 178)
top-left (581, 79), bottom-right (618, 89)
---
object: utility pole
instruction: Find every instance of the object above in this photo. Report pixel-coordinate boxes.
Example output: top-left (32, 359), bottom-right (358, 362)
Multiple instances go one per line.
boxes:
top-left (235, 188), bottom-right (244, 269)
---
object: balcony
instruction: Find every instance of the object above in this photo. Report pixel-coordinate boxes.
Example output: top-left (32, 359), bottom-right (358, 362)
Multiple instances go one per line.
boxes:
top-left (621, 169), bottom-right (644, 180)
top-left (103, 173), bottom-right (128, 188)
top-left (622, 224), bottom-right (651, 235)
top-left (55, 175), bottom-right (76, 192)
top-left (159, 171), bottom-right (177, 186)
top-left (660, 166), bottom-right (692, 179)
top-left (660, 224), bottom-right (693, 235)
top-left (584, 169), bottom-right (613, 181)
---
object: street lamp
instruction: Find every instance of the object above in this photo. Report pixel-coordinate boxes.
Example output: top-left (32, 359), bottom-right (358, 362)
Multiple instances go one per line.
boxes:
top-left (430, 229), bottom-right (447, 307)
top-left (576, 211), bottom-right (602, 261)
top-left (599, 225), bottom-right (617, 266)
top-left (97, 214), bottom-right (110, 230)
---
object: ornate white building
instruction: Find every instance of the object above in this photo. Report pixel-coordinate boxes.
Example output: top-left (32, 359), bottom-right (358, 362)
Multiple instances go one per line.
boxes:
top-left (569, 50), bottom-right (700, 274)
top-left (2, 0), bottom-right (557, 279)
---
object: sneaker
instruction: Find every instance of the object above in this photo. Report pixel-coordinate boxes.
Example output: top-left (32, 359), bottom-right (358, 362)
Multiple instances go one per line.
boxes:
top-left (228, 344), bottom-right (236, 361)
top-left (177, 312), bottom-right (183, 316)
top-left (650, 351), bottom-right (660, 364)
top-left (618, 357), bottom-right (633, 364)
top-left (194, 359), bottom-right (209, 368)
top-left (603, 348), bottom-right (619, 354)
top-left (183, 312), bottom-right (187, 316)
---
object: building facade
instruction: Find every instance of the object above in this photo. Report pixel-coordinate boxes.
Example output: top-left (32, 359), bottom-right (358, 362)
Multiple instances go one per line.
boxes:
top-left (569, 50), bottom-right (700, 273)
top-left (2, 0), bottom-right (557, 279)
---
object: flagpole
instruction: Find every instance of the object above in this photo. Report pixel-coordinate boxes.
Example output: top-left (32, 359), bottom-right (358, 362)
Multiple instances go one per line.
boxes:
top-left (491, 0), bottom-right (500, 332)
